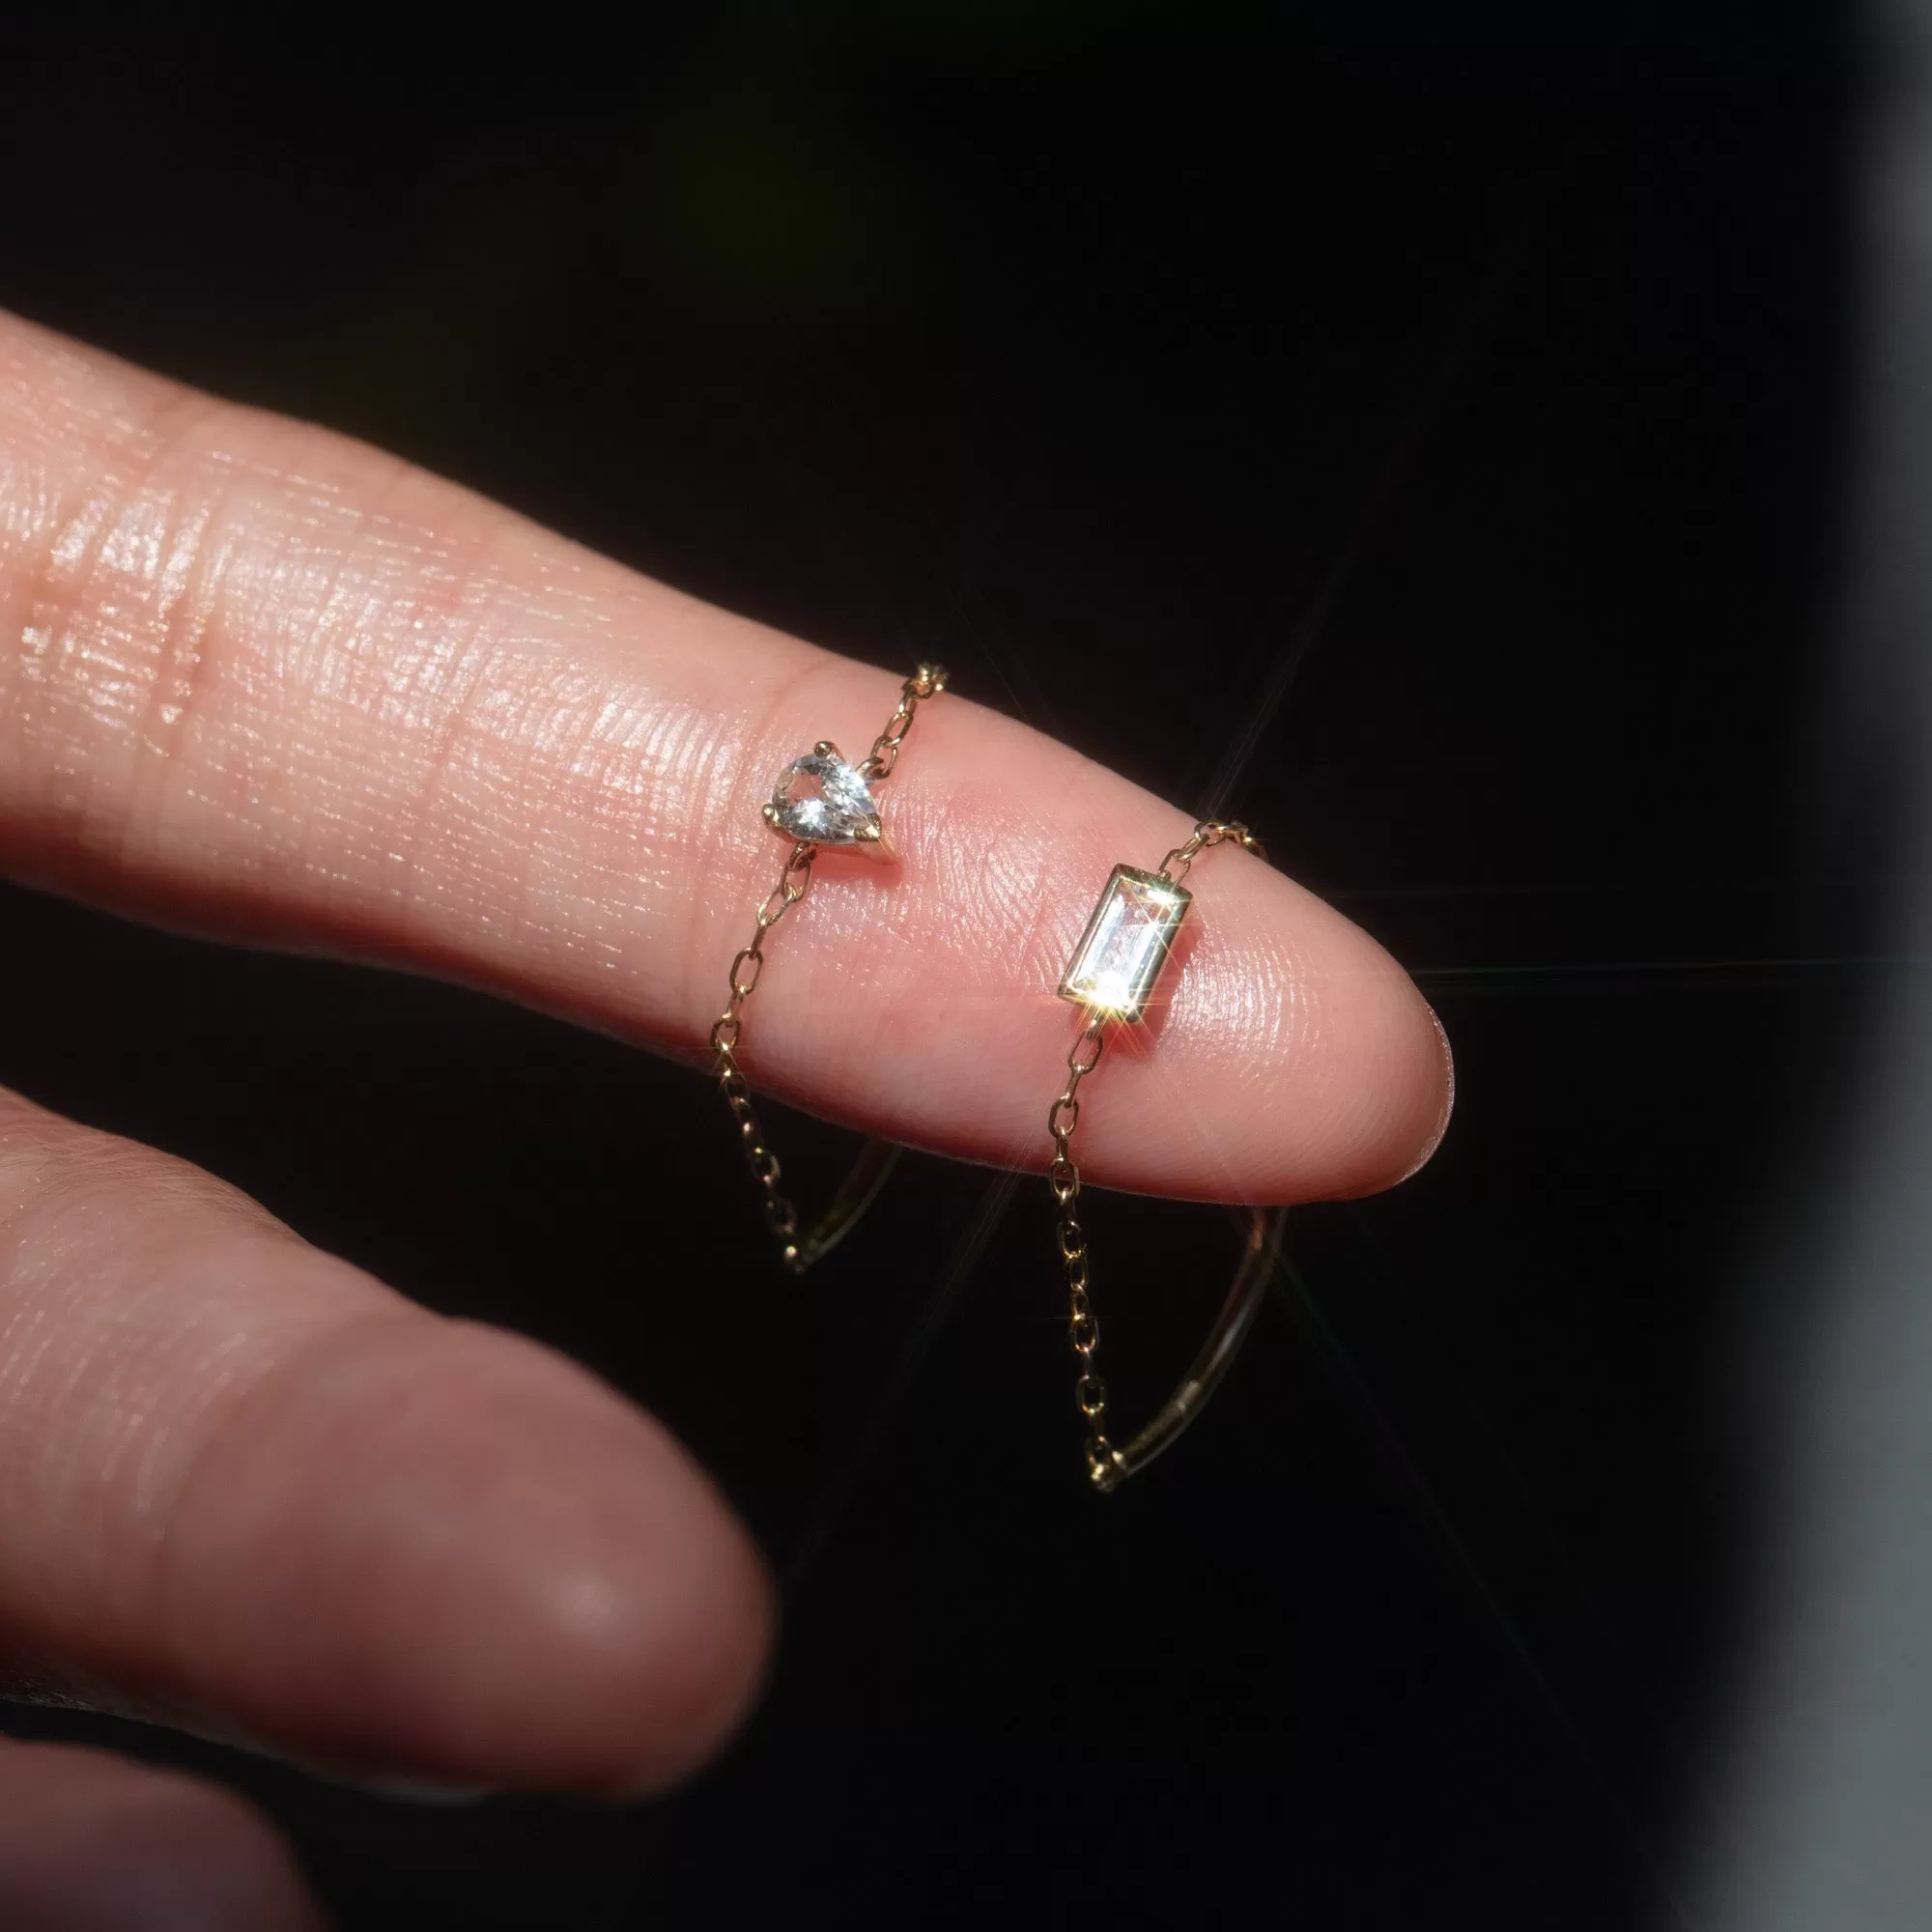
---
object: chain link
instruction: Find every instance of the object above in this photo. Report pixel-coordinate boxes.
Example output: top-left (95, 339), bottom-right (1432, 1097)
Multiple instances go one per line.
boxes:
top-left (1047, 1009), bottom-right (1112, 1483)
top-left (1054, 817), bottom-right (1263, 1489)
top-left (858, 660), bottom-right (947, 781)
top-left (713, 665), bottom-right (947, 1271)
top-left (710, 838), bottom-right (818, 1269)
top-left (1156, 818), bottom-right (1267, 888)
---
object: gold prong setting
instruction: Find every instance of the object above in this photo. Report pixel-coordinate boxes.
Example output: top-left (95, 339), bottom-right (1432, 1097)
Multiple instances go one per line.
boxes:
top-left (767, 747), bottom-right (888, 851)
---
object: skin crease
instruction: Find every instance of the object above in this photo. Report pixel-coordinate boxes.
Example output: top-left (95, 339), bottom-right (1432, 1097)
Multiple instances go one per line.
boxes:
top-left (0, 309), bottom-right (1453, 1920)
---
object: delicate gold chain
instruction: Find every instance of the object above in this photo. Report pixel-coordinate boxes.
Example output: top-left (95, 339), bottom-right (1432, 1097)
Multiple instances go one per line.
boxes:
top-left (1047, 1009), bottom-right (1112, 1483)
top-left (709, 838), bottom-right (819, 1269)
top-left (857, 671), bottom-right (936, 781)
top-left (1050, 819), bottom-right (1264, 1488)
top-left (1156, 818), bottom-right (1265, 886)
top-left (709, 664), bottom-right (948, 1272)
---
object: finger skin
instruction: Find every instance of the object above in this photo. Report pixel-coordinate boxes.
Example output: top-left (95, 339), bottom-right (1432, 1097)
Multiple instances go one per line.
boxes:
top-left (0, 1740), bottom-right (327, 1931)
top-left (0, 1091), bottom-right (773, 1794)
top-left (0, 312), bottom-right (1448, 1205)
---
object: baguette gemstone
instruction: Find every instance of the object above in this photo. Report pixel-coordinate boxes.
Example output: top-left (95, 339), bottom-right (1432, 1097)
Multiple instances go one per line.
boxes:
top-left (1058, 866), bottom-right (1191, 1022)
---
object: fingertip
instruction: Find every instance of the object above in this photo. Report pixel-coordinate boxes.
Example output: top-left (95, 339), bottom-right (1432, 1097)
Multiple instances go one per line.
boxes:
top-left (156, 1317), bottom-right (776, 1797)
top-left (1332, 977), bottom-right (1455, 1197)
top-left (1402, 1001), bottom-right (1457, 1182)
top-left (1198, 869), bottom-right (1454, 1203)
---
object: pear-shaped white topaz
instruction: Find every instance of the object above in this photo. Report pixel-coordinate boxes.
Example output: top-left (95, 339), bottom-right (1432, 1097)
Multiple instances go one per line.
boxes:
top-left (766, 749), bottom-right (890, 853)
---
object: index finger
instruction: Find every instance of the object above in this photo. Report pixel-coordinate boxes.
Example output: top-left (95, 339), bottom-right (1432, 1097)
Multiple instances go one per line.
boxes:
top-left (0, 313), bottom-right (1448, 1201)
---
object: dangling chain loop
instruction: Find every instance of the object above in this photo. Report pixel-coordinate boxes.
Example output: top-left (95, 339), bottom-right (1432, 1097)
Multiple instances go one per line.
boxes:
top-left (1048, 1010), bottom-right (1112, 1482)
top-left (710, 838), bottom-right (820, 1269)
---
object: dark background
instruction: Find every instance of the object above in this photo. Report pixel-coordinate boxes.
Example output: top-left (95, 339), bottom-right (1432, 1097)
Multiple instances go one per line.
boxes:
top-left (0, 5), bottom-right (1858, 1927)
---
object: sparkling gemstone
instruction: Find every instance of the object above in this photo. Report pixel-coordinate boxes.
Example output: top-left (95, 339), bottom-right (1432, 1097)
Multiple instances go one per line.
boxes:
top-left (768, 751), bottom-right (884, 845)
top-left (1058, 866), bottom-right (1192, 1022)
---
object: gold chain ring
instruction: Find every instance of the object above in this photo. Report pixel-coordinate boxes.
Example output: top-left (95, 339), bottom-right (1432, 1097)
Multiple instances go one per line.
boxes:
top-left (1047, 821), bottom-right (1288, 1490)
top-left (708, 664), bottom-right (949, 1272)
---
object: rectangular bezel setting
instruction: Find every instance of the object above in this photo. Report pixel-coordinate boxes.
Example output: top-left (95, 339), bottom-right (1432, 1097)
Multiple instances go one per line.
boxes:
top-left (1058, 865), bottom-right (1192, 1023)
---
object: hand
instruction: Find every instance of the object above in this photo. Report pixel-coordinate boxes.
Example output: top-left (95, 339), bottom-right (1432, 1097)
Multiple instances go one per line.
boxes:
top-left (0, 311), bottom-right (1449, 1926)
